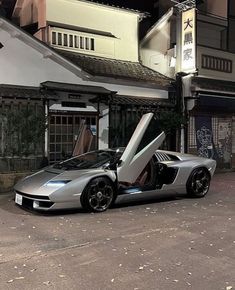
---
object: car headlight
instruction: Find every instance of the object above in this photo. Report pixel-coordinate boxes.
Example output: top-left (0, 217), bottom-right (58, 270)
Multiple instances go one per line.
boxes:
top-left (45, 180), bottom-right (71, 188)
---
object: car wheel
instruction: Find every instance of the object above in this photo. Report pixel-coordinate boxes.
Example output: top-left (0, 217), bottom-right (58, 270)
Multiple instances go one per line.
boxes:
top-left (186, 168), bottom-right (211, 198)
top-left (81, 177), bottom-right (115, 212)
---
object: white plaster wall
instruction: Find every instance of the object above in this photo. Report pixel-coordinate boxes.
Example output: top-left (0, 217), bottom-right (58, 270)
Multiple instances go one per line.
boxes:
top-left (46, 0), bottom-right (139, 62)
top-left (0, 29), bottom-right (168, 99)
top-left (140, 21), bottom-right (175, 79)
top-left (0, 30), bottom-right (80, 86)
top-left (0, 24), bottom-right (169, 149)
top-left (17, 0), bottom-right (139, 62)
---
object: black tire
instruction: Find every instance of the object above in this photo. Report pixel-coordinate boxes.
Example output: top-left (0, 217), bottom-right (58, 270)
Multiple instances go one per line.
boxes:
top-left (80, 177), bottom-right (115, 212)
top-left (186, 168), bottom-right (211, 198)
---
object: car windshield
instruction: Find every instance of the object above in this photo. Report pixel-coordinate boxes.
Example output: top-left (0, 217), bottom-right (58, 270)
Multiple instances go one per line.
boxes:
top-left (53, 149), bottom-right (123, 170)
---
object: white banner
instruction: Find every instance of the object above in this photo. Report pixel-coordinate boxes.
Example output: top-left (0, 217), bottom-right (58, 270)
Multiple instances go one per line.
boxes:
top-left (181, 8), bottom-right (196, 72)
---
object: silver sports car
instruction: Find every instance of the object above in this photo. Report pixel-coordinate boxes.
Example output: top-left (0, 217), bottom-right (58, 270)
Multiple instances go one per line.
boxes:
top-left (14, 113), bottom-right (216, 212)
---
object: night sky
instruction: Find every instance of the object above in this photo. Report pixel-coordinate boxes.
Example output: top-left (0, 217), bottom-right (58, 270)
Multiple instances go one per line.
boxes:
top-left (98, 0), bottom-right (160, 37)
top-left (96, 0), bottom-right (156, 13)
top-left (1, 0), bottom-right (157, 18)
top-left (1, 0), bottom-right (160, 38)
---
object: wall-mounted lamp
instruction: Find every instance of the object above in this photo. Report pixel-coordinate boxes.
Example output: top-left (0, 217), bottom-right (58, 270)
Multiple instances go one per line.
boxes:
top-left (0, 42), bottom-right (4, 49)
top-left (169, 56), bottom-right (176, 68)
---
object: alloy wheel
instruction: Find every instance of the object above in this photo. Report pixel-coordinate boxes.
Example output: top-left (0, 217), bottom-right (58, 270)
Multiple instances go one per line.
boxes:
top-left (87, 179), bottom-right (114, 212)
top-left (191, 168), bottom-right (210, 196)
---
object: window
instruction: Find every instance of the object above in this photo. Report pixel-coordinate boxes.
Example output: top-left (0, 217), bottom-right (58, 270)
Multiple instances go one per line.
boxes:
top-left (52, 32), bottom-right (56, 45)
top-left (63, 34), bottom-right (68, 46)
top-left (80, 37), bottom-right (84, 49)
top-left (85, 37), bottom-right (89, 50)
top-left (49, 114), bottom-right (98, 163)
top-left (69, 35), bottom-right (73, 47)
top-left (74, 35), bottom-right (79, 48)
top-left (202, 54), bottom-right (233, 73)
top-left (51, 31), bottom-right (95, 52)
top-left (58, 33), bottom-right (62, 45)
top-left (90, 38), bottom-right (95, 50)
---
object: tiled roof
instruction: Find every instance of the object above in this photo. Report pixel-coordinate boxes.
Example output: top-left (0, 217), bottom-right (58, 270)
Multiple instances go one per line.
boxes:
top-left (55, 49), bottom-right (173, 89)
top-left (111, 95), bottom-right (174, 108)
top-left (192, 77), bottom-right (235, 94)
top-left (0, 84), bottom-right (58, 100)
top-left (41, 81), bottom-right (113, 95)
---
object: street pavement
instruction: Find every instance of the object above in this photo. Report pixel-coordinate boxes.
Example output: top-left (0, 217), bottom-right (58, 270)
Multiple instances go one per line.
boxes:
top-left (0, 172), bottom-right (234, 290)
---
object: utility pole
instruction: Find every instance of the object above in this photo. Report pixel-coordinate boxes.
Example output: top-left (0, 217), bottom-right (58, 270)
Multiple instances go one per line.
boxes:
top-left (171, 0), bottom-right (197, 153)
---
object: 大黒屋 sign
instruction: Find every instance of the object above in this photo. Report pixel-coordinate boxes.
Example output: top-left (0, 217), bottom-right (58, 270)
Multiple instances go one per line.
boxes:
top-left (181, 8), bottom-right (196, 72)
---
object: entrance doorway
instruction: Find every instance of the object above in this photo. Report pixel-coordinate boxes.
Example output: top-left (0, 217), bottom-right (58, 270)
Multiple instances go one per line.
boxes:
top-left (188, 115), bottom-right (232, 169)
top-left (49, 113), bottom-right (98, 163)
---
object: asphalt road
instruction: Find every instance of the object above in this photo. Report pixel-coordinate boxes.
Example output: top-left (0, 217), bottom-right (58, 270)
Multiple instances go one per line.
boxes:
top-left (0, 172), bottom-right (234, 290)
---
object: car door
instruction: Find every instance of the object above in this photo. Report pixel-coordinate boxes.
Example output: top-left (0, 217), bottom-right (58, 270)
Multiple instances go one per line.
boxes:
top-left (117, 113), bottom-right (165, 184)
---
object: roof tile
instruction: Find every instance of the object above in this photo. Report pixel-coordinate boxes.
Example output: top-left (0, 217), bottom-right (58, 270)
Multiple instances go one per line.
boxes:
top-left (55, 49), bottom-right (173, 88)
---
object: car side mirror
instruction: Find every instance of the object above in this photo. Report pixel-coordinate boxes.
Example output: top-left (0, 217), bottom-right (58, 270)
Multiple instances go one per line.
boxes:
top-left (105, 159), bottom-right (122, 170)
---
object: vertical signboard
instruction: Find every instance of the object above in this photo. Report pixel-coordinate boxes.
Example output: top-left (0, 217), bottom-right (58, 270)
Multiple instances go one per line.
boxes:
top-left (181, 8), bottom-right (196, 72)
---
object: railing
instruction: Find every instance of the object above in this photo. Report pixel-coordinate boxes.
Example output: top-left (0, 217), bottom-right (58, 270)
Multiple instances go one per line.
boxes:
top-left (197, 45), bottom-right (235, 82)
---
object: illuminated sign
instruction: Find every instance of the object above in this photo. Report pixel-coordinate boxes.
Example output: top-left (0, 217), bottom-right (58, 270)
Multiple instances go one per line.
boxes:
top-left (181, 8), bottom-right (196, 72)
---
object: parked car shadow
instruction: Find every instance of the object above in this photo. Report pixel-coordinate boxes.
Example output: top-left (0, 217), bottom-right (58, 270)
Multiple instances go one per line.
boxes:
top-left (113, 192), bottom-right (186, 209)
top-left (4, 191), bottom-right (189, 216)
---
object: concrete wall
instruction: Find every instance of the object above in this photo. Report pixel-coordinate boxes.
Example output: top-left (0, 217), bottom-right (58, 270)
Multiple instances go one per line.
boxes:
top-left (16, 0), bottom-right (46, 28)
top-left (197, 22), bottom-right (225, 50)
top-left (0, 172), bottom-right (30, 193)
top-left (197, 45), bottom-right (235, 82)
top-left (207, 0), bottom-right (228, 18)
top-left (197, 12), bottom-right (228, 50)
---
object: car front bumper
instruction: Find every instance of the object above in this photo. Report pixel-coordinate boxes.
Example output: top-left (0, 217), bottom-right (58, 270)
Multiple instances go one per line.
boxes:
top-left (14, 191), bottom-right (82, 211)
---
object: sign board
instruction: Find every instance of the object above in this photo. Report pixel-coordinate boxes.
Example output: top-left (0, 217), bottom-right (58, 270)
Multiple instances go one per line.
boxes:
top-left (181, 8), bottom-right (196, 72)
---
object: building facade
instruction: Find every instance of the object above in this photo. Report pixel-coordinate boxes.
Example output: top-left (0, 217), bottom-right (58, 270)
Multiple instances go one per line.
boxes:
top-left (141, 0), bottom-right (235, 170)
top-left (0, 0), bottom-right (174, 184)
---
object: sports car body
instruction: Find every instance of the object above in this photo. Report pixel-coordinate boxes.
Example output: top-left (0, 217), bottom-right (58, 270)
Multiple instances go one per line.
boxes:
top-left (14, 113), bottom-right (216, 212)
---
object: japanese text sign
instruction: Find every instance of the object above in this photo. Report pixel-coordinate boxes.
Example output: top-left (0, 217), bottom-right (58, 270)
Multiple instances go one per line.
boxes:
top-left (181, 8), bottom-right (196, 72)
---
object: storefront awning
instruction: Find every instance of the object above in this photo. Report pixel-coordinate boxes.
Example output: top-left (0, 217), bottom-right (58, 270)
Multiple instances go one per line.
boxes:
top-left (198, 93), bottom-right (235, 112)
top-left (192, 77), bottom-right (235, 96)
top-left (110, 95), bottom-right (174, 108)
top-left (41, 81), bottom-right (114, 95)
top-left (90, 94), bottom-right (174, 108)
top-left (0, 84), bottom-right (58, 100)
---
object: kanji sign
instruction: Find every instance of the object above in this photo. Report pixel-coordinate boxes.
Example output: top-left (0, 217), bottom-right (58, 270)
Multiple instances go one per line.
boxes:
top-left (181, 8), bottom-right (196, 72)
top-left (184, 18), bottom-right (193, 30)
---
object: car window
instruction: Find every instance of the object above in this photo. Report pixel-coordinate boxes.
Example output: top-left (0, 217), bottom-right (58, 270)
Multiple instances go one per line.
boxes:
top-left (53, 150), bottom-right (122, 170)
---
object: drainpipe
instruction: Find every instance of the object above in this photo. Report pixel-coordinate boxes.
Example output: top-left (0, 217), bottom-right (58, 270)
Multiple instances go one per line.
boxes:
top-left (176, 72), bottom-right (193, 153)
top-left (175, 73), bottom-right (185, 153)
top-left (44, 100), bottom-right (49, 159)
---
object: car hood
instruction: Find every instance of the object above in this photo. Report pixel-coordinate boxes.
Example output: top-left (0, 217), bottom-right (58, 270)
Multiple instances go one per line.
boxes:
top-left (14, 167), bottom-right (106, 196)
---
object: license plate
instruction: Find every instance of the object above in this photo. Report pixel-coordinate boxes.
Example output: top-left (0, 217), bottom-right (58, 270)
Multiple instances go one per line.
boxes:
top-left (15, 193), bottom-right (23, 205)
